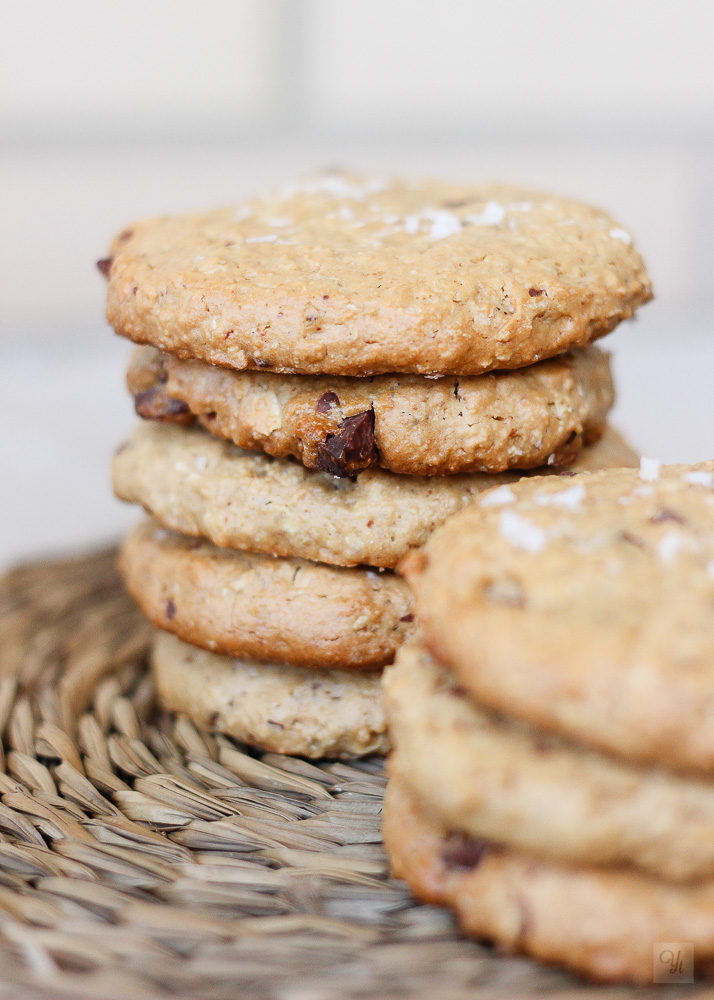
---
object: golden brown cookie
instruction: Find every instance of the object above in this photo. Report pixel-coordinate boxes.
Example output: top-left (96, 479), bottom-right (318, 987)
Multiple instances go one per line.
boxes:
top-left (104, 174), bottom-right (651, 376)
top-left (383, 778), bottom-right (714, 984)
top-left (403, 459), bottom-right (714, 773)
top-left (120, 520), bottom-right (413, 669)
top-left (385, 642), bottom-right (714, 882)
top-left (127, 344), bottom-right (614, 476)
top-left (153, 632), bottom-right (387, 759)
top-left (113, 422), bottom-right (638, 570)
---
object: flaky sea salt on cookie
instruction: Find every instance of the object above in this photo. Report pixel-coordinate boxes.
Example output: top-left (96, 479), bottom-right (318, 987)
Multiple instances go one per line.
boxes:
top-left (403, 459), bottom-right (714, 773)
top-left (103, 173), bottom-right (651, 376)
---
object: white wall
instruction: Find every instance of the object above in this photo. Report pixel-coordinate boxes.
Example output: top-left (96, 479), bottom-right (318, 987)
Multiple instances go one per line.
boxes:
top-left (5, 1), bottom-right (713, 138)
top-left (2, 0), bottom-right (713, 343)
top-left (305, 1), bottom-right (714, 129)
top-left (1, 1), bottom-right (279, 136)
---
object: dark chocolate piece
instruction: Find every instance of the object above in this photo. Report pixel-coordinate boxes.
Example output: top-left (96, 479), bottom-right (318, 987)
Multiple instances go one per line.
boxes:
top-left (442, 832), bottom-right (488, 871)
top-left (650, 508), bottom-right (685, 525)
top-left (134, 387), bottom-right (192, 424)
top-left (315, 410), bottom-right (378, 477)
top-left (316, 391), bottom-right (340, 414)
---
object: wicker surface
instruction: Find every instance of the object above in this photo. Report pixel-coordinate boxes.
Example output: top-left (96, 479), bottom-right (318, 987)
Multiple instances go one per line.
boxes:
top-left (0, 550), bottom-right (701, 999)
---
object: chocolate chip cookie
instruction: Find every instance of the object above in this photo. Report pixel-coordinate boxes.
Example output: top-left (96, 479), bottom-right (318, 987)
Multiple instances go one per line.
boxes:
top-left (403, 459), bottom-right (714, 773)
top-left (127, 344), bottom-right (614, 476)
top-left (113, 422), bottom-right (638, 570)
top-left (104, 173), bottom-right (651, 376)
top-left (383, 777), bottom-right (714, 984)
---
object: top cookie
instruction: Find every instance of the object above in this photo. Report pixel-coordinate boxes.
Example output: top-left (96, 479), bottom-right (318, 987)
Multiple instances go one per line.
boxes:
top-left (104, 173), bottom-right (652, 376)
top-left (403, 459), bottom-right (714, 774)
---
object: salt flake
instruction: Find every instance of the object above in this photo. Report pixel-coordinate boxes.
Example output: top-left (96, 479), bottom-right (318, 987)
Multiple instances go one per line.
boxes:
top-left (683, 471), bottom-right (714, 487)
top-left (481, 485), bottom-right (516, 507)
top-left (639, 457), bottom-right (661, 482)
top-left (610, 228), bottom-right (632, 245)
top-left (499, 510), bottom-right (547, 553)
top-left (467, 201), bottom-right (505, 227)
top-left (657, 531), bottom-right (686, 565)
top-left (246, 234), bottom-right (278, 244)
top-left (535, 484), bottom-right (585, 511)
top-left (427, 211), bottom-right (462, 240)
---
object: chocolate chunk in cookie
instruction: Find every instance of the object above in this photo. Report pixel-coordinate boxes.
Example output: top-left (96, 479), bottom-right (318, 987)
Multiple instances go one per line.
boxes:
top-left (315, 410), bottom-right (378, 477)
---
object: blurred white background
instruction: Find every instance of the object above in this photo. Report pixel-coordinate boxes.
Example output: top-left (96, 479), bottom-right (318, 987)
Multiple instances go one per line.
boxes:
top-left (2, 0), bottom-right (713, 568)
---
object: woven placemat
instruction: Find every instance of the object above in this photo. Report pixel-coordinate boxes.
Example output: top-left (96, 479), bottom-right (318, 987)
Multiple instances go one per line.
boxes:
top-left (0, 549), bottom-right (699, 999)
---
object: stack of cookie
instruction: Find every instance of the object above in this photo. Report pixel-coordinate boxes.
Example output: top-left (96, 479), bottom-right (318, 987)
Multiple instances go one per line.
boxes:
top-left (385, 459), bottom-right (714, 983)
top-left (102, 173), bottom-right (650, 759)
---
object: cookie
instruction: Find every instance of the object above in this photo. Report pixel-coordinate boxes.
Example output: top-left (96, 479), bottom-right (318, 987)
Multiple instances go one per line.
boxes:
top-left (120, 520), bottom-right (413, 669)
top-left (383, 778), bottom-right (714, 984)
top-left (124, 344), bottom-right (194, 424)
top-left (153, 632), bottom-right (387, 759)
top-left (385, 642), bottom-right (714, 882)
top-left (113, 422), bottom-right (638, 570)
top-left (104, 173), bottom-right (652, 377)
top-left (403, 459), bottom-right (714, 773)
top-left (127, 344), bottom-right (614, 476)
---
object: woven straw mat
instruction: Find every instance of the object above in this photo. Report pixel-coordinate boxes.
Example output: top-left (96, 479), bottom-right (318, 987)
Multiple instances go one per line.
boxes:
top-left (0, 547), bottom-right (695, 999)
